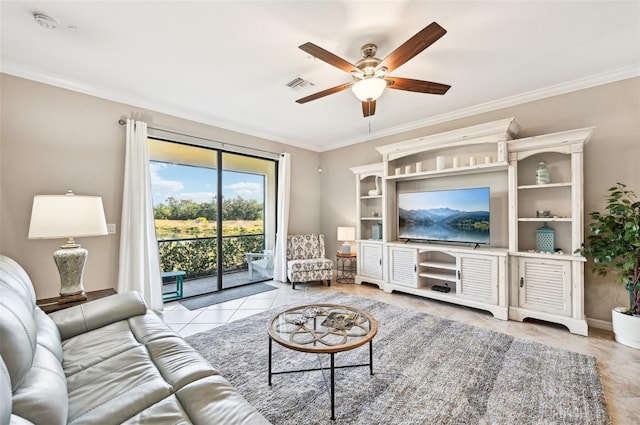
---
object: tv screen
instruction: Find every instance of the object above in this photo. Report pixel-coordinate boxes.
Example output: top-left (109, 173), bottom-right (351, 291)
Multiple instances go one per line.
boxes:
top-left (398, 187), bottom-right (490, 244)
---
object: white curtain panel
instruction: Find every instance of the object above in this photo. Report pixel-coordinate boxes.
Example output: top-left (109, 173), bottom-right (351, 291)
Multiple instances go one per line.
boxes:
top-left (273, 153), bottom-right (291, 282)
top-left (117, 119), bottom-right (163, 311)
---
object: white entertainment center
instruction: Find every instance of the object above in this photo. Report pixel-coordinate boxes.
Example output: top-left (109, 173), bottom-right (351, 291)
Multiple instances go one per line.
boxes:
top-left (350, 118), bottom-right (593, 335)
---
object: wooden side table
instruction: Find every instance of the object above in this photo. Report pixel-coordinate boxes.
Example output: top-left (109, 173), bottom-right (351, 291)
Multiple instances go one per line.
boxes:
top-left (336, 252), bottom-right (357, 283)
top-left (36, 288), bottom-right (117, 314)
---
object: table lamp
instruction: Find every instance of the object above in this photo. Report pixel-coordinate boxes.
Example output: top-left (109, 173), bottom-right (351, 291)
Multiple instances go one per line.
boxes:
top-left (337, 226), bottom-right (356, 254)
top-left (28, 190), bottom-right (108, 304)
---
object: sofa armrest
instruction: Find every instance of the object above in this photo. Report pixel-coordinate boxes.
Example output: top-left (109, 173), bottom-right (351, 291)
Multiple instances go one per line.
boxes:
top-left (50, 291), bottom-right (147, 340)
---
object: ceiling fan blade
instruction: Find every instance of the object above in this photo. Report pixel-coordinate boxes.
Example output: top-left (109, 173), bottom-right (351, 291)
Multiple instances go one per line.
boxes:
top-left (296, 82), bottom-right (354, 104)
top-left (385, 77), bottom-right (450, 95)
top-left (377, 22), bottom-right (447, 73)
top-left (299, 42), bottom-right (360, 74)
top-left (362, 100), bottom-right (376, 117)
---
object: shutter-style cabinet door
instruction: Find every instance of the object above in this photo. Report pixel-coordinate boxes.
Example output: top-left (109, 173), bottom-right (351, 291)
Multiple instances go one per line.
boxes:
top-left (359, 242), bottom-right (383, 280)
top-left (518, 258), bottom-right (571, 316)
top-left (458, 254), bottom-right (498, 303)
top-left (388, 247), bottom-right (417, 287)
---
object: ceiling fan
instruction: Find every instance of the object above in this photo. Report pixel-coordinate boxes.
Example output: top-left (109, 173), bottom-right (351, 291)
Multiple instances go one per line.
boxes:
top-left (296, 22), bottom-right (451, 117)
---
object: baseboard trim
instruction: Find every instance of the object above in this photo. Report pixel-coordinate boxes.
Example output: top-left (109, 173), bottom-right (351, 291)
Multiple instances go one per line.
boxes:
top-left (587, 317), bottom-right (612, 331)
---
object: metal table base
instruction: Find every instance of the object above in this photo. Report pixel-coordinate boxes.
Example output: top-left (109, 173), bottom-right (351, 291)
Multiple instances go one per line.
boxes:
top-left (268, 337), bottom-right (374, 421)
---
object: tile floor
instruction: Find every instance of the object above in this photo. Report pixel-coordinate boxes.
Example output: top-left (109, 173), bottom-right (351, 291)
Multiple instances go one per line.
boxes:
top-left (160, 280), bottom-right (640, 425)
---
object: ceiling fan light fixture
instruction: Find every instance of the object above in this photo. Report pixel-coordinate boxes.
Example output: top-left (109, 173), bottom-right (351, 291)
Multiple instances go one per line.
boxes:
top-left (351, 77), bottom-right (386, 101)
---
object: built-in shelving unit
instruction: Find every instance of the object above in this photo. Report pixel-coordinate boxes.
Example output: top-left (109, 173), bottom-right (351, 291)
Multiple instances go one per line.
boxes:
top-left (350, 118), bottom-right (594, 335)
top-left (507, 127), bottom-right (593, 336)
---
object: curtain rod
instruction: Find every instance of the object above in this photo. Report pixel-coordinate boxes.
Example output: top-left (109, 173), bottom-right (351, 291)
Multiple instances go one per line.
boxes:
top-left (117, 119), bottom-right (283, 158)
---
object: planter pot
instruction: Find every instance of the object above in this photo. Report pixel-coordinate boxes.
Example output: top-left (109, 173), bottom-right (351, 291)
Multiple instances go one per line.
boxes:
top-left (611, 308), bottom-right (640, 349)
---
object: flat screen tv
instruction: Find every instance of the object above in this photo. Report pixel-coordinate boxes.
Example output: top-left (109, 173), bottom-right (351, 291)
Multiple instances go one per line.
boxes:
top-left (398, 187), bottom-right (490, 244)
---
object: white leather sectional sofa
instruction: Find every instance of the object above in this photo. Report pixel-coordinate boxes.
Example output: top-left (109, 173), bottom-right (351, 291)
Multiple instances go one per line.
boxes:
top-left (0, 255), bottom-right (269, 424)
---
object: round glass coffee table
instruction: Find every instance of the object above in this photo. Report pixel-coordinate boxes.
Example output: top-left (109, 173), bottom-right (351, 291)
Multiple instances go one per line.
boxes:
top-left (267, 303), bottom-right (378, 420)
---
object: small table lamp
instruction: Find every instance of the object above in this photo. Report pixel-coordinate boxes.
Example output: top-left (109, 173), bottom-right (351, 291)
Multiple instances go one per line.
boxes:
top-left (28, 191), bottom-right (108, 304)
top-left (337, 226), bottom-right (356, 254)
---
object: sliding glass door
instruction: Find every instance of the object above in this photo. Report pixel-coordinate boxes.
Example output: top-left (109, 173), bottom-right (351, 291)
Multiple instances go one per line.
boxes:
top-left (148, 139), bottom-right (276, 298)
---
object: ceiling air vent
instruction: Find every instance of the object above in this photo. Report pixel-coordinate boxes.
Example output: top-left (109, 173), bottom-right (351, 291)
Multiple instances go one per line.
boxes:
top-left (285, 77), bottom-right (314, 92)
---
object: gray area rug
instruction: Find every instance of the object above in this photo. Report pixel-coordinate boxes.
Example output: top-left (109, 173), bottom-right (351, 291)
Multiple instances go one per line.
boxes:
top-left (179, 283), bottom-right (277, 310)
top-left (185, 293), bottom-right (610, 424)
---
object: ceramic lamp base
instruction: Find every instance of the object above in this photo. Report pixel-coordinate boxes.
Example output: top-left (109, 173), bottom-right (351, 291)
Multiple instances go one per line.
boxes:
top-left (340, 242), bottom-right (351, 254)
top-left (53, 246), bottom-right (88, 301)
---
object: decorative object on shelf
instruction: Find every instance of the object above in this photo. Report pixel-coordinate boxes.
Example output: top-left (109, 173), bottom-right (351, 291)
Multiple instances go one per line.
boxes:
top-left (404, 165), bottom-right (411, 174)
top-left (337, 226), bottom-right (356, 254)
top-left (28, 190), bottom-right (108, 304)
top-left (436, 156), bottom-right (445, 170)
top-left (367, 175), bottom-right (382, 196)
top-left (371, 223), bottom-right (382, 240)
top-left (485, 155), bottom-right (493, 164)
top-left (371, 212), bottom-right (379, 218)
top-left (452, 157), bottom-right (460, 168)
top-left (469, 156), bottom-right (477, 166)
top-left (416, 161), bottom-right (423, 172)
top-left (578, 182), bottom-right (640, 349)
top-left (535, 222), bottom-right (555, 252)
top-left (535, 161), bottom-right (550, 184)
top-left (536, 210), bottom-right (551, 218)
top-left (395, 167), bottom-right (402, 176)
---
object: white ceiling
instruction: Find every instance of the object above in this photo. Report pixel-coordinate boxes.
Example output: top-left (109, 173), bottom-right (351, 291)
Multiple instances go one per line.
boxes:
top-left (2, 1), bottom-right (639, 152)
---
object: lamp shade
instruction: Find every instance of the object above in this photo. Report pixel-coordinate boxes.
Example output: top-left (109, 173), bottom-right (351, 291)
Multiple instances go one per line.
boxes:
top-left (337, 226), bottom-right (356, 242)
top-left (351, 77), bottom-right (386, 101)
top-left (28, 193), bottom-right (108, 240)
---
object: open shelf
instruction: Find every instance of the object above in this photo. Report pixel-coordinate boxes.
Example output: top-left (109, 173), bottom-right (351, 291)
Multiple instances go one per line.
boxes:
top-left (418, 271), bottom-right (457, 283)
top-left (386, 162), bottom-right (508, 181)
top-left (517, 217), bottom-right (572, 222)
top-left (419, 260), bottom-right (457, 270)
top-left (517, 182), bottom-right (572, 190)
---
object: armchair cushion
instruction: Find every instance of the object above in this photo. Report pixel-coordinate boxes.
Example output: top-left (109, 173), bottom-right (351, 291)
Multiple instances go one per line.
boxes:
top-left (288, 258), bottom-right (333, 273)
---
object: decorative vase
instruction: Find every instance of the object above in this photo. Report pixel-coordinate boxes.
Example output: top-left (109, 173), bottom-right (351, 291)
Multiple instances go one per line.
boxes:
top-left (536, 161), bottom-right (550, 184)
top-left (368, 176), bottom-right (382, 196)
top-left (536, 222), bottom-right (555, 252)
top-left (612, 308), bottom-right (640, 349)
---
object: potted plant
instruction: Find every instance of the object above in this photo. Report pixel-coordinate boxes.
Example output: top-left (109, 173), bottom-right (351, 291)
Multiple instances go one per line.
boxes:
top-left (579, 182), bottom-right (640, 349)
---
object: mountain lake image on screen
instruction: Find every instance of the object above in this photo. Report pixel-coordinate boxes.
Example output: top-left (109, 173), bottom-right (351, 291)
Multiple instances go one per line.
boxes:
top-left (397, 187), bottom-right (490, 244)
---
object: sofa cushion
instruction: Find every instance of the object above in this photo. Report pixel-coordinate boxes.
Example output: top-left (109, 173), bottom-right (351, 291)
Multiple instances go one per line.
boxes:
top-left (61, 320), bottom-right (141, 377)
top-left (175, 375), bottom-right (270, 424)
top-left (145, 336), bottom-right (218, 390)
top-left (120, 395), bottom-right (190, 424)
top-left (0, 256), bottom-right (36, 307)
top-left (11, 344), bottom-right (68, 425)
top-left (128, 311), bottom-right (181, 345)
top-left (288, 258), bottom-right (333, 272)
top-left (51, 292), bottom-right (146, 340)
top-left (0, 289), bottom-right (36, 391)
top-left (0, 357), bottom-right (11, 425)
top-left (66, 345), bottom-right (172, 424)
top-left (34, 309), bottom-right (63, 362)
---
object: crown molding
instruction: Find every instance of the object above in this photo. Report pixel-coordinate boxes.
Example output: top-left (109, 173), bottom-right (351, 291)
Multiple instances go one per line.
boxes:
top-left (2, 61), bottom-right (638, 153)
top-left (0, 61), bottom-right (312, 151)
top-left (325, 64), bottom-right (640, 152)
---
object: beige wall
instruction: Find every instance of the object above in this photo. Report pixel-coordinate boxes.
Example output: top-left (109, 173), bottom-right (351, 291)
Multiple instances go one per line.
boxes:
top-left (320, 77), bottom-right (640, 323)
top-left (0, 74), bottom-right (321, 299)
top-left (2, 73), bottom-right (638, 323)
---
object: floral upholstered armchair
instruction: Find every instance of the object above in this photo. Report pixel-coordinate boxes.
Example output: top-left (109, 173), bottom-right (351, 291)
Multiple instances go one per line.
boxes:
top-left (286, 234), bottom-right (333, 289)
